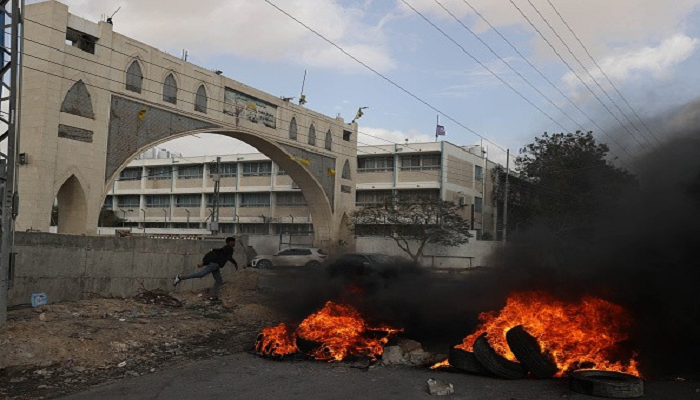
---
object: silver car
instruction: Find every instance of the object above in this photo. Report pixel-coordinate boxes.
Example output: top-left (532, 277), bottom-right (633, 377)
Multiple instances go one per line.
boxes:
top-left (250, 248), bottom-right (328, 269)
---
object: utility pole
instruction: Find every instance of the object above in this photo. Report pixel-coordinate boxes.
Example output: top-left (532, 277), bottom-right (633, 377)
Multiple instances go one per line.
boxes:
top-left (502, 149), bottom-right (510, 246)
top-left (0, 0), bottom-right (22, 324)
top-left (211, 157), bottom-right (221, 235)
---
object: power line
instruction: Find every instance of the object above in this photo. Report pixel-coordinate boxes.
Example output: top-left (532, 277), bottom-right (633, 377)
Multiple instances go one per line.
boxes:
top-left (402, 0), bottom-right (574, 135)
top-left (515, 0), bottom-right (657, 153)
top-left (543, 0), bottom-right (663, 147)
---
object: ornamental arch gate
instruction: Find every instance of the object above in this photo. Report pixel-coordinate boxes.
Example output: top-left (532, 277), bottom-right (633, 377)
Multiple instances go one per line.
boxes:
top-left (16, 1), bottom-right (358, 250)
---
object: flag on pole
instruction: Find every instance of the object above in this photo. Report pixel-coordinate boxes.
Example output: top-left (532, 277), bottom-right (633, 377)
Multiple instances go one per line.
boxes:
top-left (436, 124), bottom-right (446, 136)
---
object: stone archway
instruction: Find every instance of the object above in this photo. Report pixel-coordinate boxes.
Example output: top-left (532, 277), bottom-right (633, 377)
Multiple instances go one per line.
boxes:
top-left (55, 175), bottom-right (88, 234)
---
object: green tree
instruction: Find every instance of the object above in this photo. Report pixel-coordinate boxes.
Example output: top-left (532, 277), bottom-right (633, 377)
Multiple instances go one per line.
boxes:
top-left (515, 130), bottom-right (637, 237)
top-left (350, 194), bottom-right (472, 262)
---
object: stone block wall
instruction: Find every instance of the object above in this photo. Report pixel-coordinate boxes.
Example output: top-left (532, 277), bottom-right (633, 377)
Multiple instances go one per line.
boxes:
top-left (7, 232), bottom-right (247, 306)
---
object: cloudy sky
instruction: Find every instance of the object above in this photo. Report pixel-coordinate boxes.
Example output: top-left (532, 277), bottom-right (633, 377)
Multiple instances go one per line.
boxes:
top-left (38, 0), bottom-right (700, 165)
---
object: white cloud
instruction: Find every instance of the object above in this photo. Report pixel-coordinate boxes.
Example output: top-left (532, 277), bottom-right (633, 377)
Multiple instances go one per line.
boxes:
top-left (563, 34), bottom-right (699, 91)
top-left (52, 0), bottom-right (395, 72)
top-left (357, 126), bottom-right (432, 146)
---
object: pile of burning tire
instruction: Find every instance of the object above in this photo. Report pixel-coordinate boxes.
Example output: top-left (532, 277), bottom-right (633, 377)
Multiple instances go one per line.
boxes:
top-left (447, 325), bottom-right (643, 399)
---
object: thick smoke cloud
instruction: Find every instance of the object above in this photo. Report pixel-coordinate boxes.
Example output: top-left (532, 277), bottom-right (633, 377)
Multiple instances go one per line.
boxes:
top-left (268, 98), bottom-right (700, 377)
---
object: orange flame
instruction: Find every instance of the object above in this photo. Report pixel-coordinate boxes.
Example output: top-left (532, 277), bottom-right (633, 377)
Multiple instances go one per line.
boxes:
top-left (255, 323), bottom-right (298, 357)
top-left (430, 359), bottom-right (451, 369)
top-left (456, 291), bottom-right (639, 376)
top-left (256, 301), bottom-right (401, 362)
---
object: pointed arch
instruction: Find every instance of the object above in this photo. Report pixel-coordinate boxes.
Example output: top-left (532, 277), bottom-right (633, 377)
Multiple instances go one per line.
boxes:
top-left (325, 129), bottom-right (332, 151)
top-left (195, 84), bottom-right (207, 113)
top-left (163, 73), bottom-right (178, 104)
top-left (60, 80), bottom-right (94, 118)
top-left (308, 123), bottom-right (316, 146)
top-left (125, 60), bottom-right (143, 93)
top-left (55, 174), bottom-right (88, 234)
top-left (289, 117), bottom-right (298, 140)
top-left (342, 160), bottom-right (351, 180)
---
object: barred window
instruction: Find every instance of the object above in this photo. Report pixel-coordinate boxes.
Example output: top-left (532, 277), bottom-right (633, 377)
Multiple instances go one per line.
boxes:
top-left (276, 192), bottom-right (307, 207)
top-left (289, 117), bottom-right (298, 140)
top-left (125, 60), bottom-right (143, 93)
top-left (358, 156), bottom-right (394, 172)
top-left (240, 224), bottom-right (268, 234)
top-left (308, 124), bottom-right (316, 146)
top-left (397, 189), bottom-right (440, 201)
top-left (242, 162), bottom-right (272, 176)
top-left (117, 195), bottom-right (140, 208)
top-left (475, 165), bottom-right (484, 182)
top-left (356, 190), bottom-right (392, 207)
top-left (400, 154), bottom-right (441, 170)
top-left (175, 194), bottom-right (201, 207)
top-left (475, 196), bottom-right (483, 213)
top-left (163, 73), bottom-right (178, 104)
top-left (209, 163), bottom-right (237, 178)
top-left (147, 166), bottom-right (172, 180)
top-left (240, 192), bottom-right (270, 207)
top-left (145, 195), bottom-right (170, 208)
top-left (207, 193), bottom-right (236, 207)
top-left (177, 165), bottom-right (203, 179)
top-left (325, 130), bottom-right (332, 151)
top-left (119, 168), bottom-right (142, 181)
top-left (103, 196), bottom-right (113, 209)
top-left (195, 84), bottom-right (207, 113)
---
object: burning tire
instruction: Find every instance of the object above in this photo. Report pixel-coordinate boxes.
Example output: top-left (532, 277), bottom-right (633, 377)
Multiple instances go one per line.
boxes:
top-left (448, 347), bottom-right (492, 376)
top-left (506, 325), bottom-right (558, 378)
top-left (296, 337), bottom-right (322, 355)
top-left (473, 333), bottom-right (527, 379)
top-left (569, 370), bottom-right (643, 398)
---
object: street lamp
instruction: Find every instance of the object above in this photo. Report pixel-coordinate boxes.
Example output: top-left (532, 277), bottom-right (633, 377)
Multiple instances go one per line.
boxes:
top-left (120, 209), bottom-right (133, 227)
top-left (162, 208), bottom-right (168, 229)
top-left (185, 209), bottom-right (190, 229)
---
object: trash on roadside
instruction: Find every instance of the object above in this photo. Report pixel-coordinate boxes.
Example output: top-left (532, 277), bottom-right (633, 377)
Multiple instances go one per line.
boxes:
top-left (117, 361), bottom-right (127, 368)
top-left (427, 379), bottom-right (454, 396)
top-left (31, 293), bottom-right (48, 307)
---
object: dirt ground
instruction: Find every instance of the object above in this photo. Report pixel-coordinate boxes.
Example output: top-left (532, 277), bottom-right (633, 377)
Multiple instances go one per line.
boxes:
top-left (0, 270), bottom-right (284, 400)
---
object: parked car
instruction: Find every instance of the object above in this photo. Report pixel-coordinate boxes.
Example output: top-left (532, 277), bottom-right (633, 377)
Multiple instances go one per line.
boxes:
top-left (250, 248), bottom-right (328, 269)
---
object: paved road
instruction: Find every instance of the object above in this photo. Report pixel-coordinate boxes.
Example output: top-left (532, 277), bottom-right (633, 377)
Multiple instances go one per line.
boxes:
top-left (60, 352), bottom-right (697, 400)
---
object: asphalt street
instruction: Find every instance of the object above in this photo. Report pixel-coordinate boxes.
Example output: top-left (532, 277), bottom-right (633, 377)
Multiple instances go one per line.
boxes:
top-left (59, 352), bottom-right (697, 400)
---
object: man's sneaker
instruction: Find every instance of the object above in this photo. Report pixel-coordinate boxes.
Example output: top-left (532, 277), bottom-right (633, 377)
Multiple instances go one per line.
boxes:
top-left (173, 274), bottom-right (181, 287)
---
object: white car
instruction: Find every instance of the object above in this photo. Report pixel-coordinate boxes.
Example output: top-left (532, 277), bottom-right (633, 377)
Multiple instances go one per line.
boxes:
top-left (250, 248), bottom-right (328, 269)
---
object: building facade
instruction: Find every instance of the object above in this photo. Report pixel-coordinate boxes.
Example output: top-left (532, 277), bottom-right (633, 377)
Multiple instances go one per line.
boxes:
top-left (105, 141), bottom-right (502, 240)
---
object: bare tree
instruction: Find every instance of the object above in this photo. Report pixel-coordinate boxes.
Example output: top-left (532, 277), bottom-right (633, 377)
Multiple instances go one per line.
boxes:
top-left (351, 194), bottom-right (472, 262)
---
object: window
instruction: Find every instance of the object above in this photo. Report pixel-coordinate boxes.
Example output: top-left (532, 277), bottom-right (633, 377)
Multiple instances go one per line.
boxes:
top-left (242, 162), bottom-right (272, 176)
top-left (195, 84), bottom-right (207, 113)
top-left (119, 168), bottom-right (142, 181)
top-left (206, 193), bottom-right (236, 207)
top-left (289, 117), bottom-right (298, 140)
top-left (117, 195), bottom-right (140, 208)
top-left (398, 189), bottom-right (440, 201)
top-left (240, 192), bottom-right (270, 207)
top-left (475, 196), bottom-right (483, 213)
top-left (341, 160), bottom-right (351, 180)
top-left (145, 195), bottom-right (170, 208)
top-left (325, 130), bottom-right (332, 151)
top-left (240, 224), bottom-right (268, 234)
top-left (175, 194), bottom-right (201, 207)
top-left (475, 165), bottom-right (484, 182)
top-left (276, 166), bottom-right (288, 176)
top-left (356, 190), bottom-right (392, 206)
top-left (125, 60), bottom-right (143, 93)
top-left (358, 156), bottom-right (394, 172)
top-left (274, 224), bottom-right (313, 234)
top-left (147, 166), bottom-right (172, 180)
top-left (209, 163), bottom-right (237, 178)
top-left (65, 27), bottom-right (97, 54)
top-left (308, 124), bottom-right (316, 146)
top-left (343, 130), bottom-right (352, 141)
top-left (400, 154), bottom-right (441, 170)
top-left (177, 165), bottom-right (203, 179)
top-left (163, 73), bottom-right (178, 104)
top-left (61, 80), bottom-right (94, 119)
top-left (103, 196), bottom-right (113, 209)
top-left (276, 192), bottom-right (307, 207)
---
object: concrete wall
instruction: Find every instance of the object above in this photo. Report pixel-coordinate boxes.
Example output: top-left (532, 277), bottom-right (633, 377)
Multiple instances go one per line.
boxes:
top-left (356, 237), bottom-right (499, 269)
top-left (7, 232), bottom-right (248, 306)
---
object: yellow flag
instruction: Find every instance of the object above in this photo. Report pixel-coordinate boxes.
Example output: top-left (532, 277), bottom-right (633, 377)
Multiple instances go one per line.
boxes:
top-left (327, 168), bottom-right (336, 176)
top-left (138, 108), bottom-right (147, 120)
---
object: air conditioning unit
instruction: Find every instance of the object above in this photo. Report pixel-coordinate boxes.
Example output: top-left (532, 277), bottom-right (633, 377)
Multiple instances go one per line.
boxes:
top-left (458, 196), bottom-right (466, 206)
